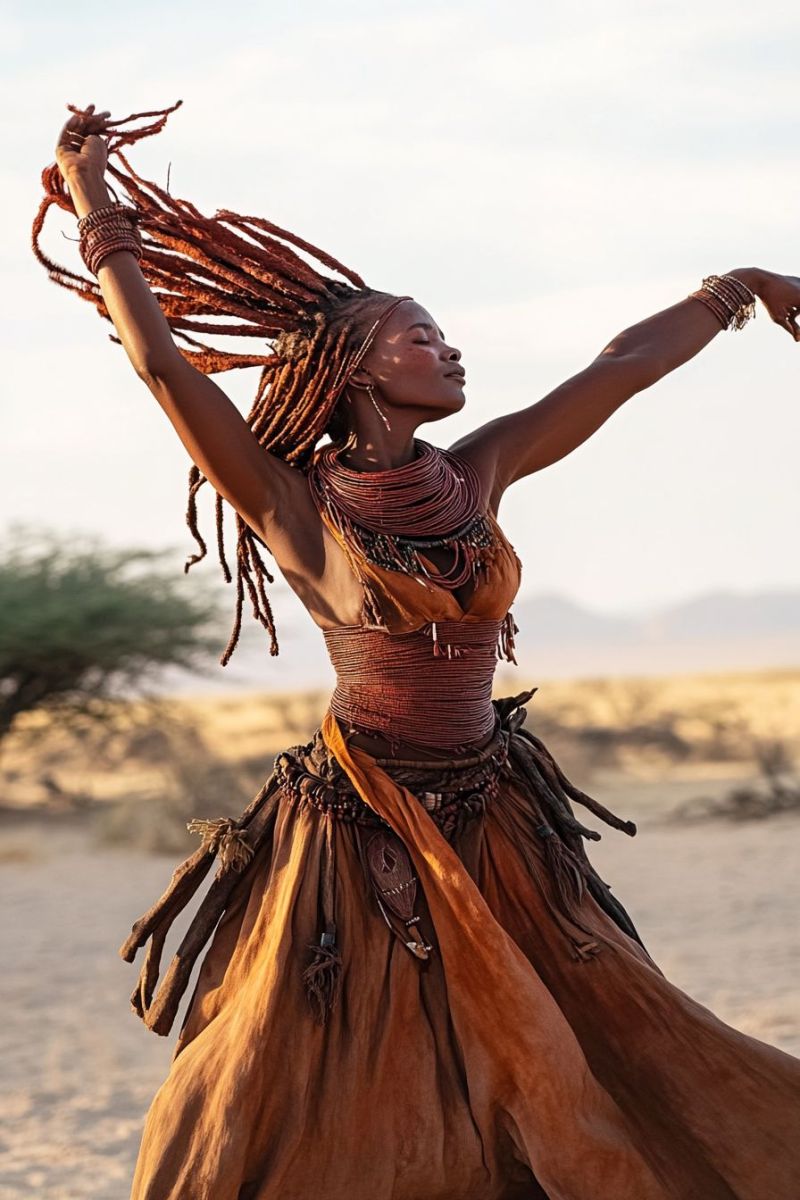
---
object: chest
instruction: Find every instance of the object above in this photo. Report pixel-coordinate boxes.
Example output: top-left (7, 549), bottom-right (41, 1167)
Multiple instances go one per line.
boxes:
top-left (415, 544), bottom-right (482, 614)
top-left (314, 499), bottom-right (522, 630)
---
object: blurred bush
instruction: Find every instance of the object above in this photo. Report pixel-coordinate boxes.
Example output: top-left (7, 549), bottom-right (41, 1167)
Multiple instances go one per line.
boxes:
top-left (94, 713), bottom-right (251, 854)
top-left (671, 733), bottom-right (800, 823)
top-left (0, 527), bottom-right (221, 745)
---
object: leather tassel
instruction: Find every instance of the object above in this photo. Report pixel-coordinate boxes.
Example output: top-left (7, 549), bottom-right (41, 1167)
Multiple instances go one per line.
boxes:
top-left (536, 822), bottom-right (601, 961)
top-left (537, 823), bottom-right (587, 911)
top-left (429, 620), bottom-right (468, 659)
top-left (497, 609), bottom-right (519, 664)
top-left (303, 816), bottom-right (343, 1023)
top-left (302, 924), bottom-right (343, 1025)
top-left (121, 780), bottom-right (282, 1037)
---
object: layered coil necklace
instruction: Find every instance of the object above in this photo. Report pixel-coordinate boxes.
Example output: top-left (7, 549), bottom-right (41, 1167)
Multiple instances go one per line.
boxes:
top-left (308, 438), bottom-right (496, 610)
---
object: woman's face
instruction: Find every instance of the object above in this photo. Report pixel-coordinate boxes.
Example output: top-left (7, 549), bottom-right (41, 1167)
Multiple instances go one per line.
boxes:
top-left (355, 299), bottom-right (466, 420)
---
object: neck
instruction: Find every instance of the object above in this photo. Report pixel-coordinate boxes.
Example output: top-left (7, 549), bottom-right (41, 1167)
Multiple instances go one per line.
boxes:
top-left (336, 387), bottom-right (424, 471)
top-left (338, 437), bottom-right (418, 472)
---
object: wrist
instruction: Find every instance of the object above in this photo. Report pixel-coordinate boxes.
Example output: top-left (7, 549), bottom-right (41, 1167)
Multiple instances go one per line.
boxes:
top-left (65, 170), bottom-right (112, 219)
top-left (726, 267), bottom-right (768, 297)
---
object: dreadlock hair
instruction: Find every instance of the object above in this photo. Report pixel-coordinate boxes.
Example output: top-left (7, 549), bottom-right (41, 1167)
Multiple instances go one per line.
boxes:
top-left (33, 100), bottom-right (404, 666)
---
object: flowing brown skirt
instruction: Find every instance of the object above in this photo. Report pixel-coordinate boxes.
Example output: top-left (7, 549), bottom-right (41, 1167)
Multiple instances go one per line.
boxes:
top-left (125, 691), bottom-right (800, 1200)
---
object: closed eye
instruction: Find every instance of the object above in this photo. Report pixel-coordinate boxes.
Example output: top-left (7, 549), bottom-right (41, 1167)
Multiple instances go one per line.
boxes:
top-left (408, 322), bottom-right (445, 342)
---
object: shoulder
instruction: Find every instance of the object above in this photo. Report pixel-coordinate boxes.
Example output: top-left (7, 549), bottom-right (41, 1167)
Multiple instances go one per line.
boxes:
top-left (446, 424), bottom-right (504, 516)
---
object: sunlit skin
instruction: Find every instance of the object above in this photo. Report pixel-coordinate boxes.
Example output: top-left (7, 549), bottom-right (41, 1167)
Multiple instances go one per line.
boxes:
top-left (57, 106), bottom-right (800, 757)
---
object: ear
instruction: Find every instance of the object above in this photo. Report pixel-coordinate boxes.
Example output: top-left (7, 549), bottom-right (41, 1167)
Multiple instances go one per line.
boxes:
top-left (348, 366), bottom-right (373, 390)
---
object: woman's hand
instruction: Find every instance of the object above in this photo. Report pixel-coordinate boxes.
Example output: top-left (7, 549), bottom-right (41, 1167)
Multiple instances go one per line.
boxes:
top-left (751, 270), bottom-right (800, 341)
top-left (55, 103), bottom-right (112, 184)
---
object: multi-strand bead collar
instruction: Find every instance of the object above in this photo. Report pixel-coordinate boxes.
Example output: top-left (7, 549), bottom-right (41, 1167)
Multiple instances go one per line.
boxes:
top-left (308, 438), bottom-right (496, 622)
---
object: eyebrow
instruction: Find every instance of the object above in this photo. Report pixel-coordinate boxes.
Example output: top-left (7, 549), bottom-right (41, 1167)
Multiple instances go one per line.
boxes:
top-left (407, 321), bottom-right (446, 339)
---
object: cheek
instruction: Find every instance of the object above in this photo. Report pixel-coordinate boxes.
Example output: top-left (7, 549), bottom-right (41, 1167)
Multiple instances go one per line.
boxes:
top-left (375, 349), bottom-right (440, 386)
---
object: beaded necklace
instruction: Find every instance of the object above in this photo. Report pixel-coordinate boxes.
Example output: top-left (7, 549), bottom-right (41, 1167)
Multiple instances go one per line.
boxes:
top-left (308, 439), bottom-right (497, 620)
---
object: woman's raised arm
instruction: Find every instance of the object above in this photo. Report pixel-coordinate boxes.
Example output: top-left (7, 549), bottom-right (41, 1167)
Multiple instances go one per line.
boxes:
top-left (451, 268), bottom-right (800, 510)
top-left (56, 109), bottom-right (307, 545)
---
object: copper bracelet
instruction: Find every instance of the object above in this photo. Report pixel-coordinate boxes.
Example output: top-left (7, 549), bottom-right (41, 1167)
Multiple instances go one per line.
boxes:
top-left (688, 273), bottom-right (756, 331)
top-left (77, 201), bottom-right (140, 235)
top-left (701, 274), bottom-right (757, 331)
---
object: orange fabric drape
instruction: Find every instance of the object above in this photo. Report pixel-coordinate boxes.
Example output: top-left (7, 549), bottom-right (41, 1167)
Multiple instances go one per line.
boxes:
top-left (321, 710), bottom-right (669, 1198)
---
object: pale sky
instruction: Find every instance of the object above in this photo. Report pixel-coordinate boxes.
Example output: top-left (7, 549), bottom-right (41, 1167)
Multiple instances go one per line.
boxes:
top-left (3, 0), bottom-right (799, 654)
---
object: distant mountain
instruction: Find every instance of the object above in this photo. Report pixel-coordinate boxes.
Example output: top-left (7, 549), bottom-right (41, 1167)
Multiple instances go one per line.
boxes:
top-left (644, 591), bottom-right (800, 639)
top-left (512, 592), bottom-right (634, 643)
top-left (157, 587), bottom-right (800, 695)
top-left (513, 589), bottom-right (800, 680)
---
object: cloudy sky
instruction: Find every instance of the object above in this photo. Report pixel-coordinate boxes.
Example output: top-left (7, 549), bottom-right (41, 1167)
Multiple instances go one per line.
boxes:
top-left (3, 1), bottom-right (799, 664)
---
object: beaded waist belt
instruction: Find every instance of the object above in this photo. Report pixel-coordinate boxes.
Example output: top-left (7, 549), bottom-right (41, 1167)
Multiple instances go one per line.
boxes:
top-left (274, 715), bottom-right (509, 839)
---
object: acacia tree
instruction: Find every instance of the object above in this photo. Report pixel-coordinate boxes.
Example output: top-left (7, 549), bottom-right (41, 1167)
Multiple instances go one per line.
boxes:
top-left (0, 530), bottom-right (221, 744)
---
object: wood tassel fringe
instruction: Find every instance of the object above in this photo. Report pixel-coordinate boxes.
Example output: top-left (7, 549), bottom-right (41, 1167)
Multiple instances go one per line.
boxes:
top-left (120, 779), bottom-right (281, 1036)
top-left (185, 816), bottom-right (254, 873)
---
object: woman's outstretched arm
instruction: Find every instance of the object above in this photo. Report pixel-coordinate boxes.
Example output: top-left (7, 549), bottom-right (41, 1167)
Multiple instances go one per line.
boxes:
top-left (451, 268), bottom-right (800, 509)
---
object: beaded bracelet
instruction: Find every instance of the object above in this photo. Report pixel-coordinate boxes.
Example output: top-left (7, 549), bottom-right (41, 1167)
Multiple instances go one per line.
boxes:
top-left (690, 289), bottom-right (730, 330)
top-left (702, 274), bottom-right (756, 326)
top-left (78, 201), bottom-right (143, 276)
top-left (688, 273), bottom-right (757, 331)
top-left (689, 274), bottom-right (756, 331)
top-left (77, 200), bottom-right (140, 235)
top-left (80, 228), bottom-right (142, 274)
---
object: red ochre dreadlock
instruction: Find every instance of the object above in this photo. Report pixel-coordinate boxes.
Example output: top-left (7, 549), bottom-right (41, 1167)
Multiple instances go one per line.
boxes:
top-left (32, 100), bottom-right (404, 666)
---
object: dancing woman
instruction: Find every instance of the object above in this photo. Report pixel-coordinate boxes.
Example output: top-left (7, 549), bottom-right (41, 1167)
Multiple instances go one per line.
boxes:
top-left (37, 101), bottom-right (800, 1200)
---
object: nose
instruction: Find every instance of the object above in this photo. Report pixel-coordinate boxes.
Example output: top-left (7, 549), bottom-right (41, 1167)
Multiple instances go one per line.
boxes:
top-left (443, 344), bottom-right (461, 362)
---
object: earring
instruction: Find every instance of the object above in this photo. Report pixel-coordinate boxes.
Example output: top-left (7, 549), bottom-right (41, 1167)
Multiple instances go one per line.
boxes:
top-left (367, 384), bottom-right (392, 432)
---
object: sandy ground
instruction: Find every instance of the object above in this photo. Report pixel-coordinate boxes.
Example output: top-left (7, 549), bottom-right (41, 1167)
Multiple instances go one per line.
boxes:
top-left (0, 792), bottom-right (798, 1200)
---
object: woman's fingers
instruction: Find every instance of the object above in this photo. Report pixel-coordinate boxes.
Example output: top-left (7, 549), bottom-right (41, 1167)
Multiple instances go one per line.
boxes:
top-left (57, 121), bottom-right (81, 150)
top-left (759, 274), bottom-right (800, 340)
top-left (779, 311), bottom-right (799, 340)
top-left (58, 109), bottom-right (110, 149)
top-left (65, 104), bottom-right (112, 129)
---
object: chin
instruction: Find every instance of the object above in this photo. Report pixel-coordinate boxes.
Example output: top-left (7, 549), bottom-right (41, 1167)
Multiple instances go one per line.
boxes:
top-left (440, 381), bottom-right (467, 407)
top-left (425, 399), bottom-right (464, 422)
top-left (405, 389), bottom-right (466, 421)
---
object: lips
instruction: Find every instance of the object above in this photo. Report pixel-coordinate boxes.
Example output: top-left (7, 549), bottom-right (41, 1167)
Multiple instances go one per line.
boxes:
top-left (445, 368), bottom-right (466, 380)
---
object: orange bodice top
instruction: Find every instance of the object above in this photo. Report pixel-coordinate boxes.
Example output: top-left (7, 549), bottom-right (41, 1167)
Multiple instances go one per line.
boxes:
top-left (317, 507), bottom-right (523, 752)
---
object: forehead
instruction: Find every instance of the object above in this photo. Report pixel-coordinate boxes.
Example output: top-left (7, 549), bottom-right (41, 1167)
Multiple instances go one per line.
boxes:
top-left (379, 300), bottom-right (441, 342)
